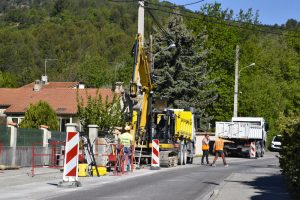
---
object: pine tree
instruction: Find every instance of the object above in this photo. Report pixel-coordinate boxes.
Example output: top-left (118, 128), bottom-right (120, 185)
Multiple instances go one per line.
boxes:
top-left (152, 13), bottom-right (216, 127)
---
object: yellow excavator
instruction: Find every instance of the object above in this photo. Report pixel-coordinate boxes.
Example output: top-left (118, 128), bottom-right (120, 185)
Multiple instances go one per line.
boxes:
top-left (129, 34), bottom-right (195, 166)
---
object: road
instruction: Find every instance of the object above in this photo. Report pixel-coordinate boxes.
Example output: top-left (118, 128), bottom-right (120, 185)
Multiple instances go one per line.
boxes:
top-left (46, 152), bottom-right (286, 200)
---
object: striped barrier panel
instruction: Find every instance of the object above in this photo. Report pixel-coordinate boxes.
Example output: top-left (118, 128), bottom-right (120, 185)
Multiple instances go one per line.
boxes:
top-left (151, 139), bottom-right (160, 170)
top-left (250, 142), bottom-right (256, 159)
top-left (62, 131), bottom-right (80, 182)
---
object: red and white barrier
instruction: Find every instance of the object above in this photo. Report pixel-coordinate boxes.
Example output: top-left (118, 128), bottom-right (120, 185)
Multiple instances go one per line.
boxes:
top-left (151, 139), bottom-right (160, 170)
top-left (62, 131), bottom-right (80, 182)
top-left (250, 142), bottom-right (256, 159)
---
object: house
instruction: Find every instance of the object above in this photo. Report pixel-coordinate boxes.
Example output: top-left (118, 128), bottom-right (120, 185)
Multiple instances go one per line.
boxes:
top-left (0, 76), bottom-right (116, 131)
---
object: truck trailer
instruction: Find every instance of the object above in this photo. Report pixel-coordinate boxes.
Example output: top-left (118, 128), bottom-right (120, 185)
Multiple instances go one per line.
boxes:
top-left (215, 117), bottom-right (267, 158)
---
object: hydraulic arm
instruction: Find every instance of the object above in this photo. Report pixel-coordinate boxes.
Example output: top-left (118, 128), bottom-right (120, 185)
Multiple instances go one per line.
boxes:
top-left (130, 34), bottom-right (153, 143)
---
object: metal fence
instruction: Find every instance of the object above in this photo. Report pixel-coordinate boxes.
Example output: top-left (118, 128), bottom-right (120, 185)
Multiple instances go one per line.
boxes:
top-left (17, 128), bottom-right (43, 146)
top-left (51, 131), bottom-right (66, 142)
top-left (0, 125), bottom-right (11, 146)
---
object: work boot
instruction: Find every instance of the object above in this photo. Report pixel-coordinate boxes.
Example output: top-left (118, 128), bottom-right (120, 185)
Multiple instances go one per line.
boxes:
top-left (211, 163), bottom-right (216, 167)
top-left (224, 164), bottom-right (229, 167)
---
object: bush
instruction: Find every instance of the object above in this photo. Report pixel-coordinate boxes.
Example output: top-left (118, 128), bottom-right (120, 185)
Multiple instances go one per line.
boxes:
top-left (19, 100), bottom-right (59, 130)
top-left (279, 114), bottom-right (300, 193)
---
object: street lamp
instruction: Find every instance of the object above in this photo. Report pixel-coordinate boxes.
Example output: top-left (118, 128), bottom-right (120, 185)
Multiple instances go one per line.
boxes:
top-left (44, 58), bottom-right (58, 76)
top-left (239, 63), bottom-right (255, 77)
top-left (152, 43), bottom-right (176, 72)
top-left (233, 62), bottom-right (255, 117)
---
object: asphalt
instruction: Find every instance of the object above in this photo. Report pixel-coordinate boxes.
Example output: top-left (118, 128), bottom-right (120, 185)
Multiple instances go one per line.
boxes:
top-left (0, 152), bottom-right (294, 200)
top-left (211, 161), bottom-right (292, 200)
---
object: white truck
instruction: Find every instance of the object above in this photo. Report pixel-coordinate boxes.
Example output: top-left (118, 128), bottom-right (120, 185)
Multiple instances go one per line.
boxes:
top-left (215, 117), bottom-right (267, 158)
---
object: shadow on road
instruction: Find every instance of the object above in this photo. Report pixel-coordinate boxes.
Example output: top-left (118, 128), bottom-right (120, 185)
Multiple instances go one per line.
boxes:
top-left (225, 173), bottom-right (293, 200)
top-left (202, 181), bottom-right (220, 186)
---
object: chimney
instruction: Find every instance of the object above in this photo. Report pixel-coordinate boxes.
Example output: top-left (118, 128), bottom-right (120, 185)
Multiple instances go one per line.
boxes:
top-left (114, 82), bottom-right (124, 94)
top-left (33, 80), bottom-right (42, 92)
top-left (41, 75), bottom-right (48, 85)
top-left (78, 82), bottom-right (85, 89)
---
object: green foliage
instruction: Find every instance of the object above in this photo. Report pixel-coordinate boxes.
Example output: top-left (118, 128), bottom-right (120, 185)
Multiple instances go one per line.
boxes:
top-left (187, 3), bottom-right (300, 137)
top-left (0, 0), bottom-right (299, 142)
top-left (0, 0), bottom-right (137, 87)
top-left (77, 91), bottom-right (125, 134)
top-left (0, 71), bottom-right (17, 87)
top-left (279, 114), bottom-right (300, 192)
top-left (19, 100), bottom-right (59, 130)
top-left (153, 12), bottom-right (216, 124)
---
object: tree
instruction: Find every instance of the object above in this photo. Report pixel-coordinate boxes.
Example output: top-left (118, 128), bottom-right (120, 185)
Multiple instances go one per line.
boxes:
top-left (0, 72), bottom-right (17, 87)
top-left (279, 114), bottom-right (300, 194)
top-left (19, 100), bottom-right (59, 130)
top-left (153, 12), bottom-right (216, 126)
top-left (77, 91), bottom-right (125, 134)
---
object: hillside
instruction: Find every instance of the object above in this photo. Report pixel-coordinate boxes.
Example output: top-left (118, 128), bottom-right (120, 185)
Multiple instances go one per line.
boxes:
top-left (0, 0), bottom-right (299, 139)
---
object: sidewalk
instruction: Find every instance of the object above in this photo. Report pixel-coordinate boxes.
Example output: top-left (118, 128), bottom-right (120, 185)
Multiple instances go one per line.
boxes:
top-left (212, 164), bottom-right (293, 200)
top-left (0, 166), bottom-right (159, 200)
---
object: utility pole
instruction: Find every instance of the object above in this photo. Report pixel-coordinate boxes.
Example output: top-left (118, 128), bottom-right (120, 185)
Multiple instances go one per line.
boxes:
top-left (44, 58), bottom-right (57, 76)
top-left (138, 0), bottom-right (145, 45)
top-left (233, 45), bottom-right (239, 118)
top-left (150, 35), bottom-right (153, 72)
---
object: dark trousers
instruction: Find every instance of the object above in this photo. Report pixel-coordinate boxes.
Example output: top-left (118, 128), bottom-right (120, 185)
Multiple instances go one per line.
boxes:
top-left (201, 150), bottom-right (209, 164)
top-left (212, 150), bottom-right (227, 165)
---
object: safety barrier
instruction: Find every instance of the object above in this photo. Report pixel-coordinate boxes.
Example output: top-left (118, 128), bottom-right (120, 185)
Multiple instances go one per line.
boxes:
top-left (250, 142), bottom-right (256, 159)
top-left (31, 141), bottom-right (65, 177)
top-left (93, 143), bottom-right (135, 176)
top-left (151, 139), bottom-right (160, 170)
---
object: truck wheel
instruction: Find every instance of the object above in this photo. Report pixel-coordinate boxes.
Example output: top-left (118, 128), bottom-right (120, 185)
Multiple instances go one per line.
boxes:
top-left (261, 148), bottom-right (265, 157)
top-left (178, 150), bottom-right (183, 165)
top-left (187, 157), bottom-right (193, 164)
top-left (183, 150), bottom-right (187, 165)
top-left (224, 149), bottom-right (228, 157)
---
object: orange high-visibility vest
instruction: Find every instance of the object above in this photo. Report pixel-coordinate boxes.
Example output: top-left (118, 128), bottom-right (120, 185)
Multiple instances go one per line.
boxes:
top-left (202, 139), bottom-right (209, 150)
top-left (215, 138), bottom-right (224, 151)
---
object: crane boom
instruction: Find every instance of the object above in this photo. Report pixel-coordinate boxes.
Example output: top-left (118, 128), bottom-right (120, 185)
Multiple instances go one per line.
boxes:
top-left (130, 34), bottom-right (153, 141)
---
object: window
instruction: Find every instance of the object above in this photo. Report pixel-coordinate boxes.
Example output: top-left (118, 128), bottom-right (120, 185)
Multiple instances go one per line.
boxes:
top-left (12, 118), bottom-right (18, 124)
top-left (60, 118), bottom-right (70, 132)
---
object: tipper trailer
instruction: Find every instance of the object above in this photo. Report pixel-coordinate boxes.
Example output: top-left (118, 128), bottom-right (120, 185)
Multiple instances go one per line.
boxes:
top-left (215, 117), bottom-right (267, 158)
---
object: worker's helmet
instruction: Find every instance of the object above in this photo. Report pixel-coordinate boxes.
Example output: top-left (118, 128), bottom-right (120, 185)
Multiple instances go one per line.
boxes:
top-left (125, 125), bottom-right (131, 131)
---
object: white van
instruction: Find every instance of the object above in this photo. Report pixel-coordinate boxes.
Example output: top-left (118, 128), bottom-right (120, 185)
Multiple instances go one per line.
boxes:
top-left (270, 135), bottom-right (282, 151)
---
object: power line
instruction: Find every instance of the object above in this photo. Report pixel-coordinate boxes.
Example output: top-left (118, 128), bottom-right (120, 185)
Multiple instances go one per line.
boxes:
top-left (145, 6), bottom-right (299, 39)
top-left (176, 0), bottom-right (205, 7)
top-left (108, 0), bottom-right (137, 2)
top-left (145, 8), bottom-right (174, 43)
top-left (108, 0), bottom-right (299, 38)
top-left (146, 1), bottom-right (300, 36)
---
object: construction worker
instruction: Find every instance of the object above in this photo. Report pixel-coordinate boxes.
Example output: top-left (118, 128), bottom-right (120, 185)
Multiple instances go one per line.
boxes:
top-left (201, 134), bottom-right (210, 165)
top-left (211, 136), bottom-right (228, 167)
top-left (118, 125), bottom-right (133, 171)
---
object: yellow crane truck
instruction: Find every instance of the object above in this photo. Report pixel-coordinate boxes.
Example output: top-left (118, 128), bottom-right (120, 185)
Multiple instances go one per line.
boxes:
top-left (129, 34), bottom-right (195, 166)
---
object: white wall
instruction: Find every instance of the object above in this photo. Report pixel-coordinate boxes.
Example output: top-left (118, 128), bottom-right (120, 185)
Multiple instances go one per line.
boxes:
top-left (195, 133), bottom-right (216, 156)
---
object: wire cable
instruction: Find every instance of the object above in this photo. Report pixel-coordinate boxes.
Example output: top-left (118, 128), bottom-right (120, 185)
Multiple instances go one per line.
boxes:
top-left (146, 1), bottom-right (300, 35)
top-left (108, 0), bottom-right (299, 38)
top-left (145, 8), bottom-right (174, 43)
top-left (145, 6), bottom-right (299, 39)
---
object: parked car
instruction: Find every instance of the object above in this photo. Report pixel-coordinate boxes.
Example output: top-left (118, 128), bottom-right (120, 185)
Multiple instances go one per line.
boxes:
top-left (270, 135), bottom-right (282, 151)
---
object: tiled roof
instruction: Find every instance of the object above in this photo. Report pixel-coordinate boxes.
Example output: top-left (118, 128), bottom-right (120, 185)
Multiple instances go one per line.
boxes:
top-left (21, 82), bottom-right (80, 89)
top-left (0, 87), bottom-right (115, 115)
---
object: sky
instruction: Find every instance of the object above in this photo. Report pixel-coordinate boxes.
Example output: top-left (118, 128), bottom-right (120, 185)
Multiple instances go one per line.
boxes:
top-left (165, 0), bottom-right (300, 25)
